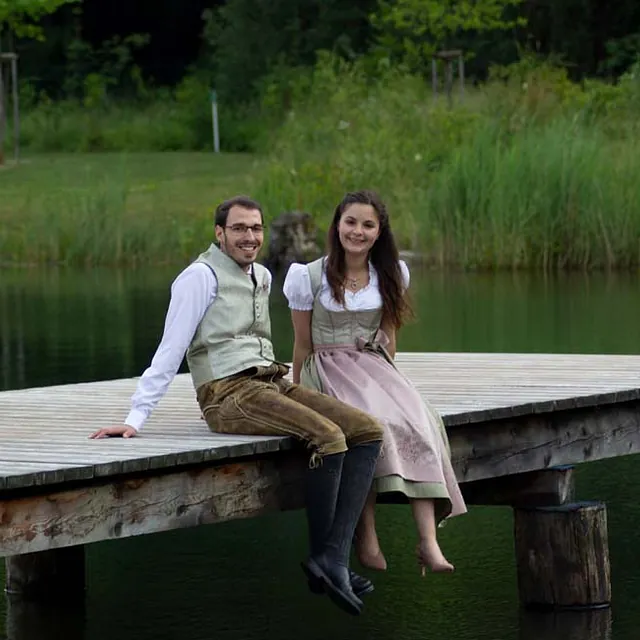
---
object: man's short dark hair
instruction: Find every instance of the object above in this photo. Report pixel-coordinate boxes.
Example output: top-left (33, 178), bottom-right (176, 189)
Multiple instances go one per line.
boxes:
top-left (214, 196), bottom-right (264, 227)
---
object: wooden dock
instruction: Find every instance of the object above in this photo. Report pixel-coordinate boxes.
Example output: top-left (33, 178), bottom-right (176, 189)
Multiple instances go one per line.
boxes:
top-left (2, 352), bottom-right (640, 612)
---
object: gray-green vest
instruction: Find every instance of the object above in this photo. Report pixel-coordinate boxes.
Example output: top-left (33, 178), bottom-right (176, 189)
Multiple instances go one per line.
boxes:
top-left (186, 243), bottom-right (276, 388)
top-left (306, 257), bottom-right (382, 346)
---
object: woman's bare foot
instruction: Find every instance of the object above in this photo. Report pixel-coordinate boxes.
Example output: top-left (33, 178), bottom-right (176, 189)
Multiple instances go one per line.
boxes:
top-left (416, 539), bottom-right (454, 576)
top-left (354, 530), bottom-right (388, 571)
top-left (354, 491), bottom-right (387, 571)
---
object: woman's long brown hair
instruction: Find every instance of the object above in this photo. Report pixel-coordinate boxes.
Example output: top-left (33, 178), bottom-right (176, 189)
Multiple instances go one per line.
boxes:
top-left (325, 190), bottom-right (414, 330)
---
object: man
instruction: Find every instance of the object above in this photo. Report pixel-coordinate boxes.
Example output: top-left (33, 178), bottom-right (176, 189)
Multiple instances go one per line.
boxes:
top-left (91, 196), bottom-right (383, 616)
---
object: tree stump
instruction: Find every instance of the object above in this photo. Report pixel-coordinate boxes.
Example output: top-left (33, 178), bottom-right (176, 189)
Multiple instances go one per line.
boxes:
top-left (514, 501), bottom-right (611, 610)
top-left (5, 547), bottom-right (85, 602)
top-left (262, 211), bottom-right (320, 274)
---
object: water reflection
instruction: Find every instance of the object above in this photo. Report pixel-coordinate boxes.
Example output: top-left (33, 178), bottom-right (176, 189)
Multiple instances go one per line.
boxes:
top-left (1, 266), bottom-right (639, 640)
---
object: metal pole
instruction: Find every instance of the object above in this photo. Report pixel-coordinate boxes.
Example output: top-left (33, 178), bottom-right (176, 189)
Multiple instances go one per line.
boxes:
top-left (459, 55), bottom-right (465, 100)
top-left (0, 60), bottom-right (6, 165)
top-left (431, 58), bottom-right (438, 97)
top-left (11, 54), bottom-right (18, 162)
top-left (446, 60), bottom-right (453, 108)
top-left (211, 89), bottom-right (220, 153)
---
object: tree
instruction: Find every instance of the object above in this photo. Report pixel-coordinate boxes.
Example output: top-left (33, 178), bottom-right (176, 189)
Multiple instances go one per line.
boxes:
top-left (372, 0), bottom-right (526, 73)
top-left (0, 0), bottom-right (79, 39)
top-left (0, 0), bottom-right (79, 164)
top-left (202, 0), bottom-right (377, 101)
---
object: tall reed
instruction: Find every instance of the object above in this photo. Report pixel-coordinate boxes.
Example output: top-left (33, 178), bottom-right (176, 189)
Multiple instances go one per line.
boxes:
top-left (253, 57), bottom-right (640, 270)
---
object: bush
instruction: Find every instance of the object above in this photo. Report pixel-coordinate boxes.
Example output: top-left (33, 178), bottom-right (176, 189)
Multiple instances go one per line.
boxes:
top-left (251, 53), bottom-right (640, 269)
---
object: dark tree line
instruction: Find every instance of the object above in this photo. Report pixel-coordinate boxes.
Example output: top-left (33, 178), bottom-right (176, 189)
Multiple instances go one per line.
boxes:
top-left (7, 0), bottom-right (640, 101)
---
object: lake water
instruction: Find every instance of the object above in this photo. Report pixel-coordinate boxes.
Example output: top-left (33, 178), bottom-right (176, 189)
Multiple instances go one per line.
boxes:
top-left (1, 265), bottom-right (639, 640)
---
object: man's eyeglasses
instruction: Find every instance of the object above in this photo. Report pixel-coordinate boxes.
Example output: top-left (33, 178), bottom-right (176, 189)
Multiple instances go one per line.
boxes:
top-left (225, 224), bottom-right (265, 234)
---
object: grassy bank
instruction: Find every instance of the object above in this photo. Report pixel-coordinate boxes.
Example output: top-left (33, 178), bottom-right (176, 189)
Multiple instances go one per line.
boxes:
top-left (252, 57), bottom-right (640, 270)
top-left (0, 152), bottom-right (254, 266)
top-left (3, 58), bottom-right (640, 269)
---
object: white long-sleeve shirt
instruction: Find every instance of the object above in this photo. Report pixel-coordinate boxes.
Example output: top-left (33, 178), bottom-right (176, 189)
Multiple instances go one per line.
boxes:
top-left (125, 262), bottom-right (269, 431)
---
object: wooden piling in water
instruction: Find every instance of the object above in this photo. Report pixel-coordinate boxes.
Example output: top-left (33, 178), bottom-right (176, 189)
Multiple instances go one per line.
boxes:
top-left (514, 501), bottom-right (611, 610)
top-left (519, 608), bottom-right (612, 640)
top-left (5, 597), bottom-right (85, 640)
top-left (5, 547), bottom-right (86, 602)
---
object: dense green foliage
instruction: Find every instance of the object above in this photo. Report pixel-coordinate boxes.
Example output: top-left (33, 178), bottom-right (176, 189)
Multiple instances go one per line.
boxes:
top-left (0, 0), bottom-right (78, 38)
top-left (2, 1), bottom-right (640, 269)
top-left (3, 0), bottom-right (640, 153)
top-left (252, 55), bottom-right (640, 270)
top-left (3, 55), bottom-right (640, 269)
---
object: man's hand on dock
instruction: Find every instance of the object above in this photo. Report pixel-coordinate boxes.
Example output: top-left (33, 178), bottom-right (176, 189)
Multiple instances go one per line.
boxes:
top-left (89, 425), bottom-right (137, 439)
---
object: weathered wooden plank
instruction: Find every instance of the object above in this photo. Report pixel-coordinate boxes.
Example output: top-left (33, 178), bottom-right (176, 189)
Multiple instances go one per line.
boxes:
top-left (0, 401), bottom-right (636, 558)
top-left (2, 352), bottom-right (640, 490)
top-left (460, 466), bottom-right (574, 507)
top-left (450, 398), bottom-right (640, 483)
top-left (1, 398), bottom-right (638, 554)
top-left (0, 462), bottom-right (92, 490)
top-left (0, 437), bottom-right (287, 461)
top-left (0, 441), bottom-right (295, 489)
top-left (376, 467), bottom-right (575, 507)
top-left (0, 468), bottom-right (93, 491)
top-left (0, 409), bottom-right (623, 558)
top-left (0, 456), bottom-right (308, 557)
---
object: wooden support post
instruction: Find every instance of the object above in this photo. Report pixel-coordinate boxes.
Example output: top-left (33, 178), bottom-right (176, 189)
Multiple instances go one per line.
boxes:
top-left (431, 58), bottom-right (438, 97)
top-left (514, 501), bottom-right (611, 610)
top-left (0, 52), bottom-right (19, 165)
top-left (5, 598), bottom-right (85, 640)
top-left (445, 60), bottom-right (453, 108)
top-left (0, 58), bottom-right (5, 165)
top-left (377, 467), bottom-right (574, 507)
top-left (433, 50), bottom-right (463, 106)
top-left (11, 54), bottom-right (19, 162)
top-left (462, 466), bottom-right (574, 507)
top-left (519, 608), bottom-right (612, 640)
top-left (5, 547), bottom-right (86, 602)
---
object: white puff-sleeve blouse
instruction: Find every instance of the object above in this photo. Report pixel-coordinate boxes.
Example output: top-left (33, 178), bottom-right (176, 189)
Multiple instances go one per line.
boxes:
top-left (283, 260), bottom-right (410, 312)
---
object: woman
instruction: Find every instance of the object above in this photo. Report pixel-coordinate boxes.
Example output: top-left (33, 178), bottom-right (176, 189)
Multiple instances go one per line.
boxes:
top-left (283, 190), bottom-right (466, 575)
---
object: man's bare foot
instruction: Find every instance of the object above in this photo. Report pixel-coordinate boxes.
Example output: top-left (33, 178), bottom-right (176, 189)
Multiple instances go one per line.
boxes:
top-left (354, 531), bottom-right (388, 571)
top-left (416, 539), bottom-right (454, 576)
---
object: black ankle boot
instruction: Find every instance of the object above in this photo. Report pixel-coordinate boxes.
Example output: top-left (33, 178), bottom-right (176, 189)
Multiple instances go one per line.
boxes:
top-left (304, 441), bottom-right (382, 616)
top-left (304, 567), bottom-right (374, 598)
top-left (349, 570), bottom-right (374, 597)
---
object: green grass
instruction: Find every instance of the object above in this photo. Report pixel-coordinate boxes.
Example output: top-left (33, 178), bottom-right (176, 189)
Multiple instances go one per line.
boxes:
top-left (14, 101), bottom-right (202, 153)
top-left (251, 56), bottom-right (640, 270)
top-left (420, 120), bottom-right (640, 269)
top-left (3, 57), bottom-right (640, 269)
top-left (0, 152), bottom-right (255, 266)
